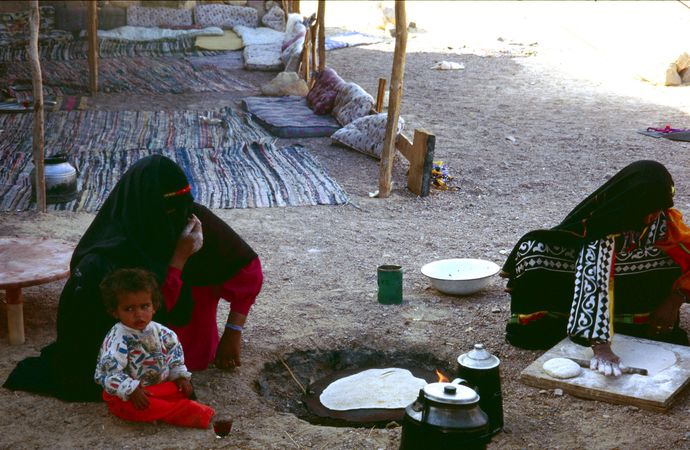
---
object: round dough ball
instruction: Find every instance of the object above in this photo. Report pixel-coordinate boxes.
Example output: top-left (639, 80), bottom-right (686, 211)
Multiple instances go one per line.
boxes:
top-left (543, 357), bottom-right (582, 379)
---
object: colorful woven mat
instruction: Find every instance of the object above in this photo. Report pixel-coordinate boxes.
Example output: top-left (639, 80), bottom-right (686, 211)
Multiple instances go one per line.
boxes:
top-left (0, 107), bottom-right (270, 154)
top-left (2, 56), bottom-right (254, 95)
top-left (0, 36), bottom-right (224, 62)
top-left (0, 109), bottom-right (347, 211)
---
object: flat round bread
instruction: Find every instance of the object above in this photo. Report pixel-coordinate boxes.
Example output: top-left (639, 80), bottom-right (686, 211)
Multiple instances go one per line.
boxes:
top-left (319, 368), bottom-right (427, 411)
top-left (543, 357), bottom-right (582, 379)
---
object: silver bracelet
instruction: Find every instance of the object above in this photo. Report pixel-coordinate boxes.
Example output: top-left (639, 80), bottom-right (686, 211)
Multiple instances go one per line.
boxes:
top-left (225, 323), bottom-right (243, 332)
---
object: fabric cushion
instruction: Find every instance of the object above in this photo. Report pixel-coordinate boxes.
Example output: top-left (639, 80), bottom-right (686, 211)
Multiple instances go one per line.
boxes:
top-left (126, 5), bottom-right (192, 28)
top-left (99, 6), bottom-right (128, 31)
top-left (306, 68), bottom-right (347, 115)
top-left (0, 6), bottom-right (54, 38)
top-left (332, 82), bottom-right (375, 126)
top-left (261, 5), bottom-right (286, 31)
top-left (331, 113), bottom-right (405, 159)
top-left (243, 96), bottom-right (341, 138)
top-left (194, 4), bottom-right (259, 29)
top-left (243, 43), bottom-right (283, 71)
top-left (195, 29), bottom-right (243, 51)
top-left (281, 22), bottom-right (305, 73)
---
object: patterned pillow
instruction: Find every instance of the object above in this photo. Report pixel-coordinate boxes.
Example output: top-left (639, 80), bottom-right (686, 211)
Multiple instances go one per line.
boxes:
top-left (261, 5), bottom-right (285, 31)
top-left (331, 113), bottom-right (405, 159)
top-left (332, 82), bottom-right (375, 126)
top-left (127, 5), bottom-right (192, 28)
top-left (306, 68), bottom-right (346, 115)
top-left (194, 4), bottom-right (259, 29)
top-left (0, 6), bottom-right (54, 37)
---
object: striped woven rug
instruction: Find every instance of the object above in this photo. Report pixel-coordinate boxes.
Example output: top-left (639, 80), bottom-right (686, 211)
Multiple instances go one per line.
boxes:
top-left (0, 144), bottom-right (348, 211)
top-left (2, 56), bottom-right (254, 94)
top-left (0, 36), bottom-right (223, 62)
top-left (0, 108), bottom-right (348, 211)
top-left (0, 107), bottom-right (271, 155)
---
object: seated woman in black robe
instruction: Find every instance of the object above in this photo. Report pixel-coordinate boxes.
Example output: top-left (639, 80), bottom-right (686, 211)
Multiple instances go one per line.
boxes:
top-left (502, 160), bottom-right (690, 376)
top-left (4, 155), bottom-right (263, 401)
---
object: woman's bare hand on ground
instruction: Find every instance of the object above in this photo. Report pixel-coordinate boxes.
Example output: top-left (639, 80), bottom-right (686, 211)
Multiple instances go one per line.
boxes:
top-left (215, 329), bottom-right (242, 370)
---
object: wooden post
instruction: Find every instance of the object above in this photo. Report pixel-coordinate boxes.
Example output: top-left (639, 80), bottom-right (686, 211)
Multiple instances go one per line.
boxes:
top-left (317, 0), bottom-right (326, 71)
top-left (378, 1), bottom-right (407, 198)
top-left (395, 130), bottom-right (435, 196)
top-left (87, 0), bottom-right (98, 94)
top-left (291, 0), bottom-right (300, 14)
top-left (28, 1), bottom-right (46, 212)
top-left (310, 21), bottom-right (317, 76)
top-left (301, 26), bottom-right (311, 85)
top-left (375, 78), bottom-right (387, 113)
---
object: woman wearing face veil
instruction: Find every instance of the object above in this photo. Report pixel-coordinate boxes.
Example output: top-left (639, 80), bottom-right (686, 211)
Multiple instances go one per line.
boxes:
top-left (502, 160), bottom-right (690, 377)
top-left (4, 155), bottom-right (263, 401)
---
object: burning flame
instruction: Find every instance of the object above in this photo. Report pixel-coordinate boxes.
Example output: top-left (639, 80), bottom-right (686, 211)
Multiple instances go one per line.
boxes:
top-left (435, 369), bottom-right (449, 383)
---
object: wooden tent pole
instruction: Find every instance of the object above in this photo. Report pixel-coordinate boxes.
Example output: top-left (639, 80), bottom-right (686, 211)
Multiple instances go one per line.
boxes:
top-left (317, 0), bottom-right (326, 71)
top-left (378, 1), bottom-right (407, 198)
top-left (87, 0), bottom-right (98, 94)
top-left (29, 0), bottom-right (46, 212)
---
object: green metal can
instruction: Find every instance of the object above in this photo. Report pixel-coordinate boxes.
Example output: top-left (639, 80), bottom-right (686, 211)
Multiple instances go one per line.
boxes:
top-left (377, 264), bottom-right (403, 305)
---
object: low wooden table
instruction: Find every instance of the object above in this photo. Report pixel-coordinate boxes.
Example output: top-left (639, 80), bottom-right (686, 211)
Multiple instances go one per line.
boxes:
top-left (0, 237), bottom-right (73, 345)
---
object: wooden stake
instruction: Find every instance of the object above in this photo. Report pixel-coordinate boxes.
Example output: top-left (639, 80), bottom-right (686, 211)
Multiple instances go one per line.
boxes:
top-left (28, 1), bottom-right (46, 212)
top-left (291, 0), bottom-right (300, 14)
top-left (317, 0), bottom-right (326, 71)
top-left (378, 1), bottom-right (407, 198)
top-left (87, 0), bottom-right (98, 94)
top-left (375, 78), bottom-right (387, 113)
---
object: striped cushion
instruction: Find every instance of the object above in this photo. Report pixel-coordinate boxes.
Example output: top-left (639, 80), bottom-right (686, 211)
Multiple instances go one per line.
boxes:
top-left (243, 96), bottom-right (341, 138)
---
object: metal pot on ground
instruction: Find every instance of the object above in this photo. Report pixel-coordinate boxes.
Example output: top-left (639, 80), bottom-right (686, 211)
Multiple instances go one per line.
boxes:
top-left (30, 154), bottom-right (78, 204)
top-left (399, 379), bottom-right (491, 450)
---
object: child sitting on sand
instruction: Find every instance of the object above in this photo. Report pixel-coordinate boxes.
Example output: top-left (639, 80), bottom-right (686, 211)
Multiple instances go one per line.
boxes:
top-left (94, 268), bottom-right (215, 429)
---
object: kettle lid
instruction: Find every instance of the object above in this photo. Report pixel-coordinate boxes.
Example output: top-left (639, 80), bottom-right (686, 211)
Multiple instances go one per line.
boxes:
top-left (422, 382), bottom-right (479, 405)
top-left (457, 343), bottom-right (500, 369)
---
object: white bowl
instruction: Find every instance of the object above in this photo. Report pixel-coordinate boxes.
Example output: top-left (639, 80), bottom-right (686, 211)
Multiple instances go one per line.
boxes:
top-left (421, 258), bottom-right (501, 295)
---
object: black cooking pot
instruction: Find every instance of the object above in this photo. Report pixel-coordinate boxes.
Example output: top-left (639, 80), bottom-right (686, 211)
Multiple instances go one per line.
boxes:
top-left (399, 380), bottom-right (490, 450)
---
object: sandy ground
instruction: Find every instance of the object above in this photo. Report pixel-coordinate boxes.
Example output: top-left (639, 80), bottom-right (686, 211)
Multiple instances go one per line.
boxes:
top-left (3, 1), bottom-right (690, 449)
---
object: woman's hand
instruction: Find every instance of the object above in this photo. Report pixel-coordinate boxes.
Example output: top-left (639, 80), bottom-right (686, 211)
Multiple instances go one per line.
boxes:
top-left (129, 385), bottom-right (150, 410)
top-left (215, 312), bottom-right (246, 370)
top-left (590, 342), bottom-right (624, 377)
top-left (170, 215), bottom-right (203, 270)
top-left (215, 329), bottom-right (242, 370)
top-left (175, 378), bottom-right (194, 398)
top-left (648, 290), bottom-right (685, 337)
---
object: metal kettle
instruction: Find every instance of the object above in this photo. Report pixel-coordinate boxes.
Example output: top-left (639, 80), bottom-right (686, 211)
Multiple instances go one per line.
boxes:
top-left (399, 379), bottom-right (490, 450)
top-left (457, 343), bottom-right (503, 436)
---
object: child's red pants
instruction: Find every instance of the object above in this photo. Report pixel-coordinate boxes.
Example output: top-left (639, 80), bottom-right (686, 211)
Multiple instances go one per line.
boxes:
top-left (103, 381), bottom-right (214, 429)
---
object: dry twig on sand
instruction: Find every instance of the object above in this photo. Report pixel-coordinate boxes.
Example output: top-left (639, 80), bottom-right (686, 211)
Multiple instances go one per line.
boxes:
top-left (280, 357), bottom-right (307, 395)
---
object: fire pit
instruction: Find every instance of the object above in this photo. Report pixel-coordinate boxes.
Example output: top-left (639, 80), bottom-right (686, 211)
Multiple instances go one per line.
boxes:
top-left (256, 347), bottom-right (453, 427)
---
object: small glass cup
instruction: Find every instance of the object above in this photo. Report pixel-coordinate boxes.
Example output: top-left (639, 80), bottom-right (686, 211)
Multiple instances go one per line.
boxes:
top-left (213, 417), bottom-right (233, 438)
